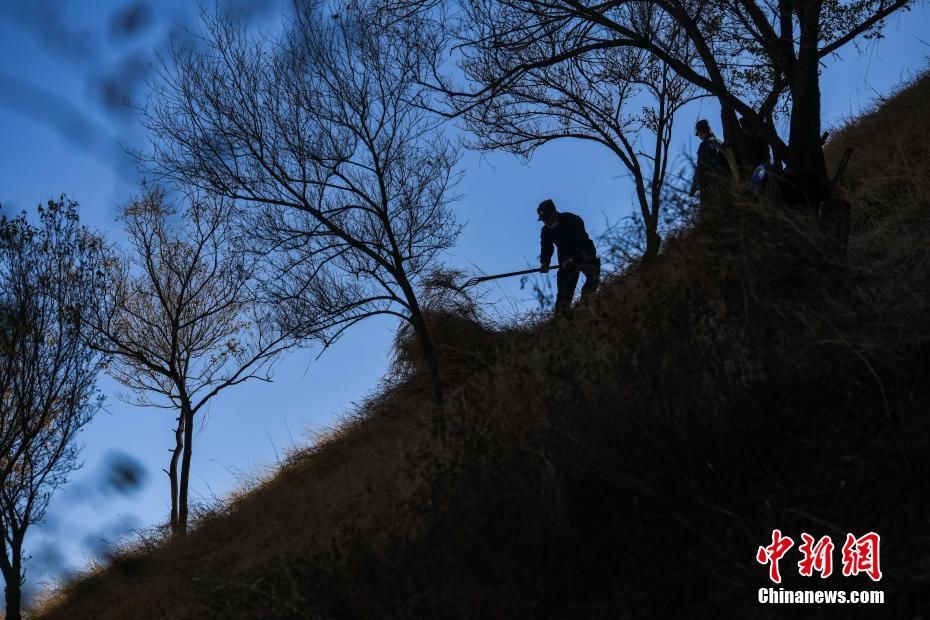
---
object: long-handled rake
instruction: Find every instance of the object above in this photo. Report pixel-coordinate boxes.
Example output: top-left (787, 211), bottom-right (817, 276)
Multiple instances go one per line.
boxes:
top-left (460, 264), bottom-right (561, 290)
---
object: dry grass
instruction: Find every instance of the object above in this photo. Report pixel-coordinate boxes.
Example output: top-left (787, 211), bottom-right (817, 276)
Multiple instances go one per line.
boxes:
top-left (34, 70), bottom-right (930, 619)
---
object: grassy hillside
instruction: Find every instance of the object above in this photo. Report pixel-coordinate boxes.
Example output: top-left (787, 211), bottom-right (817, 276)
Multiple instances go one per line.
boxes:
top-left (36, 70), bottom-right (930, 619)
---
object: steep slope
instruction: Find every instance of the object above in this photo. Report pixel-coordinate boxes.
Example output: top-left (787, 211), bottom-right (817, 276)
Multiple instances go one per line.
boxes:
top-left (37, 70), bottom-right (930, 619)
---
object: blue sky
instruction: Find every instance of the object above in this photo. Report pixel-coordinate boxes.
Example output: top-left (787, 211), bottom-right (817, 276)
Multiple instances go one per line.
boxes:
top-left (1, 0), bottom-right (928, 606)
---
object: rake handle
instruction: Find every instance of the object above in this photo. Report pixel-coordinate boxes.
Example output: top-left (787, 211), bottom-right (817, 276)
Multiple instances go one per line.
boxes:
top-left (464, 264), bottom-right (562, 287)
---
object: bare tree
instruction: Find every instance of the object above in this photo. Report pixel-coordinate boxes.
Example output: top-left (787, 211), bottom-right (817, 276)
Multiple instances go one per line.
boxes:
top-left (403, 0), bottom-right (916, 205)
top-left (0, 199), bottom-right (103, 620)
top-left (451, 3), bottom-right (698, 260)
top-left (141, 0), bottom-right (461, 404)
top-left (84, 189), bottom-right (293, 536)
top-left (597, 163), bottom-right (698, 269)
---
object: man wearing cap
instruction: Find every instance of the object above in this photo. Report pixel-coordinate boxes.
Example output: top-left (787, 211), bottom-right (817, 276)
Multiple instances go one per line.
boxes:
top-left (689, 119), bottom-right (729, 208)
top-left (537, 199), bottom-right (600, 313)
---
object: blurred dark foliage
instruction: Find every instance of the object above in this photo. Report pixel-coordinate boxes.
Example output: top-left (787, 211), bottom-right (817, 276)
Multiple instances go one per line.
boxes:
top-left (27, 543), bottom-right (68, 581)
top-left (96, 53), bottom-right (151, 116)
top-left (0, 0), bottom-right (281, 184)
top-left (109, 2), bottom-right (153, 41)
top-left (99, 451), bottom-right (148, 497)
top-left (21, 450), bottom-right (147, 610)
top-left (62, 450), bottom-right (149, 506)
top-left (21, 543), bottom-right (71, 606)
top-left (81, 516), bottom-right (143, 558)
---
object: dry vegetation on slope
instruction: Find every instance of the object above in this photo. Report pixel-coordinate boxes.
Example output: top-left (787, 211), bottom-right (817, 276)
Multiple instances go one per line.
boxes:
top-left (37, 70), bottom-right (930, 619)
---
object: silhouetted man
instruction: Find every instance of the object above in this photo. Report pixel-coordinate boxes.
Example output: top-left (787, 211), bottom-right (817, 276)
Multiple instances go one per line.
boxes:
top-left (689, 119), bottom-right (728, 208)
top-left (537, 199), bottom-right (600, 313)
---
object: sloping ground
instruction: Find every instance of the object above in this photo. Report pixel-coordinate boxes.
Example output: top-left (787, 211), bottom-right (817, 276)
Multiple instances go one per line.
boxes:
top-left (38, 71), bottom-right (930, 619)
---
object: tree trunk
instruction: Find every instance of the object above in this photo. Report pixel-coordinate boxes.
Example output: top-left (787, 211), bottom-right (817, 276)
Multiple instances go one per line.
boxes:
top-left (644, 213), bottom-right (661, 263)
top-left (787, 1), bottom-right (831, 205)
top-left (2, 540), bottom-right (22, 620)
top-left (4, 577), bottom-right (21, 620)
top-left (394, 270), bottom-right (443, 405)
top-left (168, 412), bottom-right (184, 536)
top-left (719, 104), bottom-right (746, 173)
top-left (177, 404), bottom-right (195, 536)
top-left (635, 175), bottom-right (661, 263)
top-left (409, 310), bottom-right (443, 405)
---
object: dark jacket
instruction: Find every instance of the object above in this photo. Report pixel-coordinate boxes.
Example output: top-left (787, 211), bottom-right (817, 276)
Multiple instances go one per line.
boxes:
top-left (540, 211), bottom-right (597, 266)
top-left (693, 135), bottom-right (728, 192)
